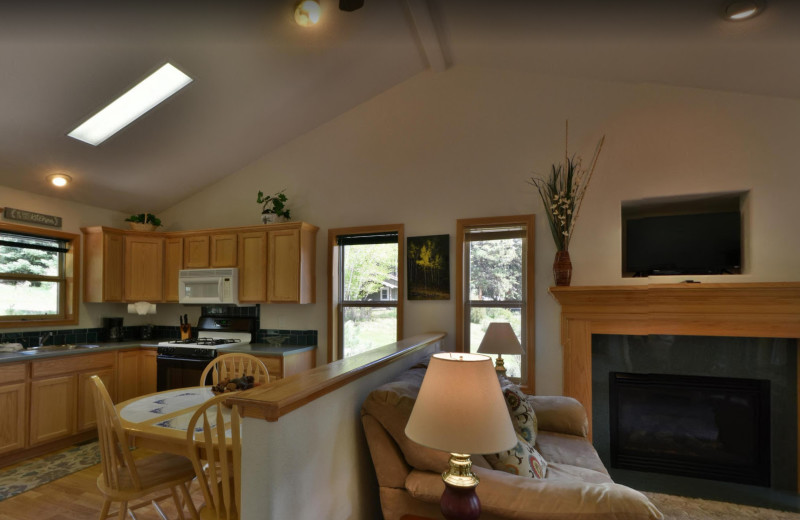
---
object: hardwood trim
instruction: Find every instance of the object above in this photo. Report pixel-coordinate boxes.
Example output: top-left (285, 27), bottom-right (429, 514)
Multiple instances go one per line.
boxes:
top-left (455, 214), bottom-right (536, 392)
top-left (327, 223), bottom-right (404, 363)
top-left (550, 282), bottom-right (800, 444)
top-left (229, 333), bottom-right (444, 422)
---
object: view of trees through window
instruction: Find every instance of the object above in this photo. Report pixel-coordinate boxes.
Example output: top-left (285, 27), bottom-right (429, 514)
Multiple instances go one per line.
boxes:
top-left (0, 234), bottom-right (63, 317)
top-left (467, 234), bottom-right (524, 377)
top-left (341, 242), bottom-right (398, 357)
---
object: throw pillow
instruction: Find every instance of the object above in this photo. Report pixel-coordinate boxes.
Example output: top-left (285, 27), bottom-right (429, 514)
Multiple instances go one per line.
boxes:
top-left (484, 432), bottom-right (548, 479)
top-left (500, 378), bottom-right (539, 445)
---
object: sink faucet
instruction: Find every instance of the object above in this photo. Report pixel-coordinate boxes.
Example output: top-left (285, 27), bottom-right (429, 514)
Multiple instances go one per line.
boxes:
top-left (38, 332), bottom-right (52, 347)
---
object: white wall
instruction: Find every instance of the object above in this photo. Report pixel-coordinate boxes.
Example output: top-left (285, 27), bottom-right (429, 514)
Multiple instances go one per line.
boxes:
top-left (156, 65), bottom-right (800, 394)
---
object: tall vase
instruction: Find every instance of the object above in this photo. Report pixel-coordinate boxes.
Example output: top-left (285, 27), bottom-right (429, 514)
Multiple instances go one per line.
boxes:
top-left (553, 250), bottom-right (572, 286)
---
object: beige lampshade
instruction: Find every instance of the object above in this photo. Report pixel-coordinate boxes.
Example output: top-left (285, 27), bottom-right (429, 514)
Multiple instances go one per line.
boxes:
top-left (477, 322), bottom-right (523, 355)
top-left (405, 353), bottom-right (517, 455)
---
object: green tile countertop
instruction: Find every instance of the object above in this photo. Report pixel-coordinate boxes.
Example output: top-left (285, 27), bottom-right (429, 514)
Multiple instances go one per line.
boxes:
top-left (217, 344), bottom-right (317, 357)
top-left (0, 340), bottom-right (165, 364)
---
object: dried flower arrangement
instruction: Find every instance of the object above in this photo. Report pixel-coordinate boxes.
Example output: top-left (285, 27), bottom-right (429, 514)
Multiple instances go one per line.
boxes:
top-left (528, 122), bottom-right (605, 252)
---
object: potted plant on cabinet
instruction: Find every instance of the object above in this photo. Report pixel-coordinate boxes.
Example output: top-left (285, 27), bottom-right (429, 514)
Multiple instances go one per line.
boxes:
top-left (125, 213), bottom-right (162, 232)
top-left (257, 189), bottom-right (291, 224)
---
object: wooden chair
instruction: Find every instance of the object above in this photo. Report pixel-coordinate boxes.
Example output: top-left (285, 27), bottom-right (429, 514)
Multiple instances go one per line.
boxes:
top-left (200, 353), bottom-right (270, 386)
top-left (90, 375), bottom-right (199, 520)
top-left (185, 394), bottom-right (242, 520)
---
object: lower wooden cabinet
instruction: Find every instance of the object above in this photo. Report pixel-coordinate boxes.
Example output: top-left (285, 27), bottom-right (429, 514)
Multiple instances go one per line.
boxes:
top-left (77, 368), bottom-right (114, 432)
top-left (0, 382), bottom-right (26, 455)
top-left (251, 349), bottom-right (315, 381)
top-left (139, 349), bottom-right (158, 396)
top-left (117, 350), bottom-right (141, 403)
top-left (30, 375), bottom-right (76, 446)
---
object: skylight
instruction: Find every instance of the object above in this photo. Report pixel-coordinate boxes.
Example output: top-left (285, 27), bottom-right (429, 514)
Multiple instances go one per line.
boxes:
top-left (68, 63), bottom-right (192, 146)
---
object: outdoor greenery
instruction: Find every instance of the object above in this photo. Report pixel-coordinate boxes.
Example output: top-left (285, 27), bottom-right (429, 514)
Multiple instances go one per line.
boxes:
top-left (342, 243), bottom-right (397, 301)
top-left (0, 240), bottom-right (60, 316)
top-left (469, 238), bottom-right (521, 301)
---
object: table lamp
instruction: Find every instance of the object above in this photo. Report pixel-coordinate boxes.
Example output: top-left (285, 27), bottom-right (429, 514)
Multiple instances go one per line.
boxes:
top-left (476, 322), bottom-right (523, 374)
top-left (405, 353), bottom-right (517, 520)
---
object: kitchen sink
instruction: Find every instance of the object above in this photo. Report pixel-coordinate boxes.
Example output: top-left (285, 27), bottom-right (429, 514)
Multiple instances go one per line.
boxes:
top-left (18, 344), bottom-right (102, 354)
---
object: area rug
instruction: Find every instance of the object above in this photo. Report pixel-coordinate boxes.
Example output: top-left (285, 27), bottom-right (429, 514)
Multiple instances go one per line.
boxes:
top-left (646, 491), bottom-right (800, 520)
top-left (0, 441), bottom-right (100, 501)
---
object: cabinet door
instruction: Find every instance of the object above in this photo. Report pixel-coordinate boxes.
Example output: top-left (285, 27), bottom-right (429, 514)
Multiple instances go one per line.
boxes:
top-left (30, 375), bottom-right (75, 445)
top-left (268, 229), bottom-right (301, 302)
top-left (164, 237), bottom-right (183, 302)
top-left (238, 231), bottom-right (267, 302)
top-left (104, 233), bottom-right (125, 301)
top-left (76, 368), bottom-right (114, 432)
top-left (211, 233), bottom-right (237, 267)
top-left (184, 235), bottom-right (210, 268)
top-left (124, 235), bottom-right (164, 301)
top-left (117, 350), bottom-right (141, 403)
top-left (139, 349), bottom-right (158, 396)
top-left (0, 383), bottom-right (27, 454)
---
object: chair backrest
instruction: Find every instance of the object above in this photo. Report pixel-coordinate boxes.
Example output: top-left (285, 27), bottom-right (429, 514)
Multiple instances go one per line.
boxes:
top-left (200, 353), bottom-right (270, 386)
top-left (186, 394), bottom-right (242, 520)
top-left (91, 375), bottom-right (142, 491)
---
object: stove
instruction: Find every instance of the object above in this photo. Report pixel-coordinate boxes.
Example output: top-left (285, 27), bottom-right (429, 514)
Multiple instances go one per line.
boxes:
top-left (156, 316), bottom-right (257, 390)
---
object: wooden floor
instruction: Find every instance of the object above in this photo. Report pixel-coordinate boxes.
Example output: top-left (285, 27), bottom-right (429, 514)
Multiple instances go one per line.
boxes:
top-left (0, 450), bottom-right (203, 520)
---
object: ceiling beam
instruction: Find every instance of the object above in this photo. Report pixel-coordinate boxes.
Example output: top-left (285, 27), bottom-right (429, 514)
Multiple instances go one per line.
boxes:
top-left (404, 0), bottom-right (449, 72)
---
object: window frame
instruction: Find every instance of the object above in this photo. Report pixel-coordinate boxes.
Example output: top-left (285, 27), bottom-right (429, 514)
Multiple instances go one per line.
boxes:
top-left (456, 215), bottom-right (535, 392)
top-left (0, 222), bottom-right (80, 328)
top-left (327, 224), bottom-right (404, 362)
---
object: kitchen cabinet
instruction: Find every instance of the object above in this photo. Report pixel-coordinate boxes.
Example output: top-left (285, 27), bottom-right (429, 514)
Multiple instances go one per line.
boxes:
top-left (76, 368), bottom-right (114, 432)
top-left (164, 237), bottom-right (183, 302)
top-left (250, 348), bottom-right (315, 381)
top-left (238, 231), bottom-right (267, 302)
top-left (30, 375), bottom-right (75, 445)
top-left (82, 227), bottom-right (125, 302)
top-left (184, 235), bottom-right (210, 268)
top-left (210, 233), bottom-right (237, 267)
top-left (124, 234), bottom-right (164, 302)
top-left (116, 350), bottom-right (141, 403)
top-left (267, 224), bottom-right (316, 303)
top-left (0, 363), bottom-right (27, 455)
top-left (139, 349), bottom-right (158, 395)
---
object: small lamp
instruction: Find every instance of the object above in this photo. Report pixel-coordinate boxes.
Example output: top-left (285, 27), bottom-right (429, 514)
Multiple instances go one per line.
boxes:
top-left (477, 322), bottom-right (523, 374)
top-left (405, 353), bottom-right (517, 520)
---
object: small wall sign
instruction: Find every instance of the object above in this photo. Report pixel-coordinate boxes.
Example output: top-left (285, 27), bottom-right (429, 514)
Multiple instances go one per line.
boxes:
top-left (2, 207), bottom-right (63, 228)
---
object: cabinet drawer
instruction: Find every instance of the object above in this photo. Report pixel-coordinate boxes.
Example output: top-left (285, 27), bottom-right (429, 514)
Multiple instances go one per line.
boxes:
top-left (0, 363), bottom-right (26, 384)
top-left (32, 352), bottom-right (115, 379)
top-left (256, 356), bottom-right (282, 379)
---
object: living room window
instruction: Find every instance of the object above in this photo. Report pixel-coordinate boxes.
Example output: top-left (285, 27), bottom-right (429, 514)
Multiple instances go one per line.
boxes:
top-left (0, 223), bottom-right (79, 327)
top-left (456, 215), bottom-right (535, 391)
top-left (328, 224), bottom-right (404, 361)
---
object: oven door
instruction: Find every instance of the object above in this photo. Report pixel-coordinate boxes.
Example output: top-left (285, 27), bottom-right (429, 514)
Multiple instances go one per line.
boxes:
top-left (157, 356), bottom-right (213, 391)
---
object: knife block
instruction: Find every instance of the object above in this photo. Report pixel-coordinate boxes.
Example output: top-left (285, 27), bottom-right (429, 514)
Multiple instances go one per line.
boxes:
top-left (180, 325), bottom-right (191, 340)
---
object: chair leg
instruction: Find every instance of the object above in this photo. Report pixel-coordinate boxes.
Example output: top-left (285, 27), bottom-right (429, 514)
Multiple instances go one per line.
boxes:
top-left (117, 501), bottom-right (128, 520)
top-left (171, 486), bottom-right (187, 520)
top-left (98, 499), bottom-right (111, 520)
top-left (180, 481), bottom-right (200, 520)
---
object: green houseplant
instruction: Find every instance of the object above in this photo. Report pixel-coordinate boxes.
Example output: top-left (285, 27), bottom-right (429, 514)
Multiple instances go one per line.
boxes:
top-left (528, 122), bottom-right (604, 286)
top-left (125, 213), bottom-right (162, 232)
top-left (257, 189), bottom-right (291, 224)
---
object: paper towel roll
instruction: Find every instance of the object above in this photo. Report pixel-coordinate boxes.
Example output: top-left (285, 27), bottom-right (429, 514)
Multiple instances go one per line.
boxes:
top-left (127, 302), bottom-right (157, 315)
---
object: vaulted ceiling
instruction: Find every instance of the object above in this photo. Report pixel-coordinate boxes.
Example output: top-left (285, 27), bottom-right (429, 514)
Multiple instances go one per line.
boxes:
top-left (2, 0), bottom-right (797, 213)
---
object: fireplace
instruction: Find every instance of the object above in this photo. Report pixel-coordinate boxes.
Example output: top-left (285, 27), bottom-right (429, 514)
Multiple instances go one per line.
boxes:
top-left (609, 371), bottom-right (771, 486)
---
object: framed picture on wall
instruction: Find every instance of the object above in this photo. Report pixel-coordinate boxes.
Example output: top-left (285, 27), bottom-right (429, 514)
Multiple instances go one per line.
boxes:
top-left (407, 234), bottom-right (450, 300)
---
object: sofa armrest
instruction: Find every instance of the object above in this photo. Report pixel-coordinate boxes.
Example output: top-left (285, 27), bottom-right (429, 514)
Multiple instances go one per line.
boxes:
top-left (528, 395), bottom-right (589, 438)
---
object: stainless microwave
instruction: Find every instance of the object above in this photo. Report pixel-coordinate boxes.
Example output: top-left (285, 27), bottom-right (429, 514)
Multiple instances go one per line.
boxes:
top-left (178, 268), bottom-right (239, 305)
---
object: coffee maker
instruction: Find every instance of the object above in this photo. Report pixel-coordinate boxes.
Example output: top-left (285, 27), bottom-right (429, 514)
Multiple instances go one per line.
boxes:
top-left (102, 317), bottom-right (124, 342)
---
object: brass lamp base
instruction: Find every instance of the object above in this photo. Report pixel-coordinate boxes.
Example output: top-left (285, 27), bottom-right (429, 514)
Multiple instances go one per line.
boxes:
top-left (440, 454), bottom-right (481, 520)
top-left (494, 353), bottom-right (507, 374)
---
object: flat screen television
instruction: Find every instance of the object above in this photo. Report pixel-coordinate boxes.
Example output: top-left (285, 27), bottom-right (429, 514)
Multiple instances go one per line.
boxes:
top-left (625, 211), bottom-right (741, 276)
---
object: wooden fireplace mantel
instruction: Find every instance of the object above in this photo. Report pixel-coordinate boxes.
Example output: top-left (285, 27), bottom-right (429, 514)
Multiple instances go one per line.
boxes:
top-left (549, 282), bottom-right (800, 439)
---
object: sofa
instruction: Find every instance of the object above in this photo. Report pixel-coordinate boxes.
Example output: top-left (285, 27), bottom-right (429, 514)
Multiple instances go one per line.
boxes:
top-left (361, 362), bottom-right (663, 520)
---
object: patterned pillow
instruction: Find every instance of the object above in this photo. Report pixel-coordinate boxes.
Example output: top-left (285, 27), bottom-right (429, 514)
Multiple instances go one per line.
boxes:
top-left (500, 378), bottom-right (538, 446)
top-left (485, 433), bottom-right (548, 479)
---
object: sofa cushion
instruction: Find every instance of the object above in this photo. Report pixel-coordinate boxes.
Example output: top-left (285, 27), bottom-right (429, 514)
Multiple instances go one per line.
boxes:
top-left (485, 433), bottom-right (547, 479)
top-left (361, 365), bottom-right (491, 473)
top-left (500, 377), bottom-right (539, 445)
top-left (535, 431), bottom-right (609, 475)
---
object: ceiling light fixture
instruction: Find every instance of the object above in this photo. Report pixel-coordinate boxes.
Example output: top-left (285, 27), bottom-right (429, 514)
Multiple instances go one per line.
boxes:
top-left (722, 1), bottom-right (764, 21)
top-left (47, 173), bottom-right (72, 187)
top-left (68, 62), bottom-right (192, 146)
top-left (294, 1), bottom-right (321, 27)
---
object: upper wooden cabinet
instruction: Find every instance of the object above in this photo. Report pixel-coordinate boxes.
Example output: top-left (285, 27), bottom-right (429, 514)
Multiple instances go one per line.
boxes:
top-left (82, 222), bottom-right (317, 304)
top-left (124, 234), bottom-right (164, 302)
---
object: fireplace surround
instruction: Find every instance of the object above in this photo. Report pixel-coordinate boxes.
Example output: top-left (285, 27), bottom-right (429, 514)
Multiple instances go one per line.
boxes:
top-left (550, 282), bottom-right (800, 492)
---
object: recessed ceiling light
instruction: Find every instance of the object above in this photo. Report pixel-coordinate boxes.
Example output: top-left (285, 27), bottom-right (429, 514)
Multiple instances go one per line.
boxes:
top-left (47, 173), bottom-right (72, 187)
top-left (723, 1), bottom-right (764, 21)
top-left (295, 1), bottom-right (321, 27)
top-left (68, 63), bottom-right (192, 146)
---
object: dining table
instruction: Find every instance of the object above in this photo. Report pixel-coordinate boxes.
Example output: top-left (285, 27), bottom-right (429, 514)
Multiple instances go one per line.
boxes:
top-left (116, 386), bottom-right (234, 456)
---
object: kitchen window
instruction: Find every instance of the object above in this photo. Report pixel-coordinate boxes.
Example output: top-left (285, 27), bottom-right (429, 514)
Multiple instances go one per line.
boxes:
top-left (456, 215), bottom-right (535, 391)
top-left (0, 223), bottom-right (79, 327)
top-left (328, 224), bottom-right (404, 361)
